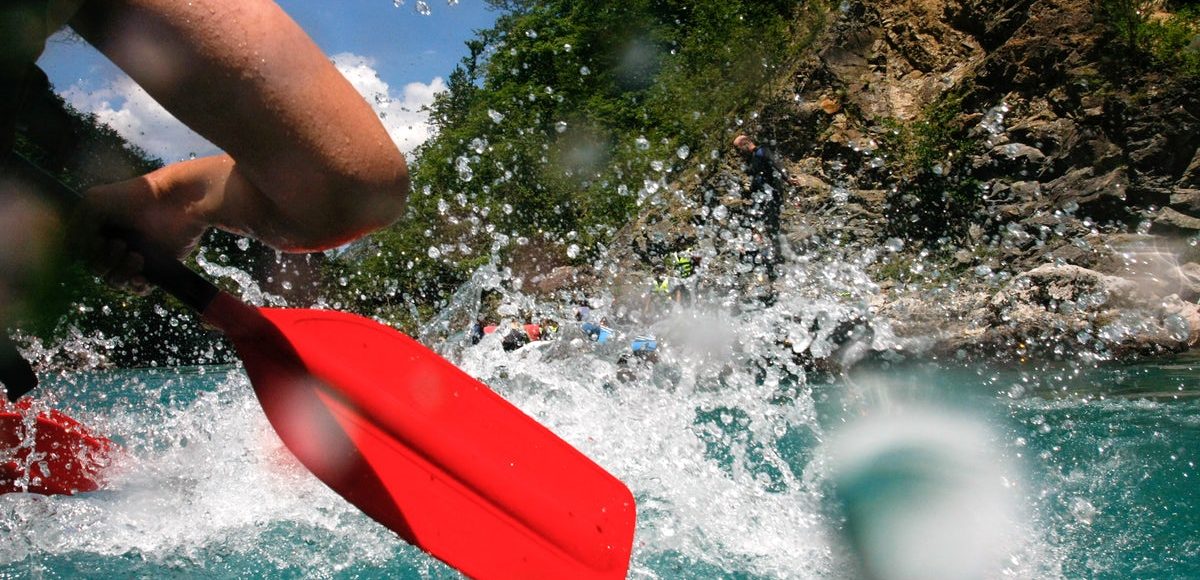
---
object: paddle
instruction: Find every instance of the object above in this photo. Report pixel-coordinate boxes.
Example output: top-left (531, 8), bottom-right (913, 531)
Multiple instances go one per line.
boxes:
top-left (7, 153), bottom-right (637, 579)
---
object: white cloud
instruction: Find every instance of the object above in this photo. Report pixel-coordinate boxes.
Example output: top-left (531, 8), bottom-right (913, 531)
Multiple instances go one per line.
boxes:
top-left (331, 52), bottom-right (446, 155)
top-left (59, 52), bottom-right (445, 163)
top-left (60, 76), bottom-right (218, 163)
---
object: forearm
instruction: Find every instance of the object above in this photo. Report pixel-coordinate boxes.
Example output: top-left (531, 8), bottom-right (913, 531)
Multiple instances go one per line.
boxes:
top-left (147, 155), bottom-right (402, 252)
top-left (70, 0), bottom-right (409, 251)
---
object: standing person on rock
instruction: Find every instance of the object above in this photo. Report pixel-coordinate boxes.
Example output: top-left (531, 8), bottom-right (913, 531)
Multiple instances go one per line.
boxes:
top-left (732, 134), bottom-right (797, 282)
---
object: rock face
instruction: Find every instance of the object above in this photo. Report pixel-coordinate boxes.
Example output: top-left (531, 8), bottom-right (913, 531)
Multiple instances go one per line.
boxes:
top-left (603, 0), bottom-right (1200, 366)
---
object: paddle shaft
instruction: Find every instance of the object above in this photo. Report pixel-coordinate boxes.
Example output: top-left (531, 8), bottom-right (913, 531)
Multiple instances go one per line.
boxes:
top-left (5, 152), bottom-right (221, 313)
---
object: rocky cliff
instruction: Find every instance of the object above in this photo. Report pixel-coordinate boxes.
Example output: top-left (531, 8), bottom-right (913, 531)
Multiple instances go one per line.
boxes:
top-left (601, 0), bottom-right (1200, 366)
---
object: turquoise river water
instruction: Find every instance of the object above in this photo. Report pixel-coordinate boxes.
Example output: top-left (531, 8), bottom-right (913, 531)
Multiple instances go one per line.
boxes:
top-left (1, 342), bottom-right (1198, 579)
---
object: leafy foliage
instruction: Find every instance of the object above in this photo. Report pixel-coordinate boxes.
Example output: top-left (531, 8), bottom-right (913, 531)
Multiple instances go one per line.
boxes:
top-left (1096, 0), bottom-right (1200, 75)
top-left (330, 0), bottom-right (822, 326)
top-left (879, 91), bottom-right (984, 242)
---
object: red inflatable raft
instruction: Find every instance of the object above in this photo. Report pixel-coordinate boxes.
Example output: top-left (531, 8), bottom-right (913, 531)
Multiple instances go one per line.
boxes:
top-left (1, 399), bottom-right (114, 495)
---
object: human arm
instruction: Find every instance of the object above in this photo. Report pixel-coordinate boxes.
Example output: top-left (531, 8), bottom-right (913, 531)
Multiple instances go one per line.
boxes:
top-left (65, 0), bottom-right (408, 286)
top-left (760, 147), bottom-right (801, 187)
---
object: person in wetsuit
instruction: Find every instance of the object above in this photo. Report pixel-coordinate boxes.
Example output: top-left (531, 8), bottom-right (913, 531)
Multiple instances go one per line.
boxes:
top-left (1, 0), bottom-right (410, 398)
top-left (732, 134), bottom-right (798, 282)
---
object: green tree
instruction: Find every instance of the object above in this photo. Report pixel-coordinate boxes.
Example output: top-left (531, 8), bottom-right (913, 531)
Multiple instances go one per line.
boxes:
top-left (329, 0), bottom-right (824, 326)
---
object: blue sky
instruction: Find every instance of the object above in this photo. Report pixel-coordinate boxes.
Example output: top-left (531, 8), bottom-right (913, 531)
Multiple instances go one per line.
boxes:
top-left (35, 0), bottom-right (499, 162)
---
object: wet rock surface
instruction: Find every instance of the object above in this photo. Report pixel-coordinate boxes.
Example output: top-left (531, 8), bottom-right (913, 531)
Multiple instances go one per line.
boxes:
top-left (596, 0), bottom-right (1200, 367)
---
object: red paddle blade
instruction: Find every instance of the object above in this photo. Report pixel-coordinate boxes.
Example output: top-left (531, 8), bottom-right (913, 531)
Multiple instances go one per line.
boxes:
top-left (1, 400), bottom-right (114, 495)
top-left (204, 293), bottom-right (636, 580)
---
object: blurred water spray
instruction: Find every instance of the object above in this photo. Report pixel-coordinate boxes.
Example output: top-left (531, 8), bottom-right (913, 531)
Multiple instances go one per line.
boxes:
top-left (822, 407), bottom-right (1020, 580)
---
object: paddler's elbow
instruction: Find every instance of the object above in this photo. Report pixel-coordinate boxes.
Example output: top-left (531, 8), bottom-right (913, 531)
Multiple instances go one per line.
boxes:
top-left (285, 160), bottom-right (410, 252)
top-left (349, 161), bottom-right (410, 233)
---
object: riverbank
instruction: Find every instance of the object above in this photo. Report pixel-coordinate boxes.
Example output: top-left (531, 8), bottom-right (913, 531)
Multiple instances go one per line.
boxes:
top-left (543, 0), bottom-right (1200, 368)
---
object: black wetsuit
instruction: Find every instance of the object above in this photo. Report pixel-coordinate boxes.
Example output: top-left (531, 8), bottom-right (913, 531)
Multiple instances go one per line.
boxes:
top-left (744, 145), bottom-right (786, 275)
top-left (747, 146), bottom-right (786, 195)
top-left (1, 1), bottom-right (59, 401)
top-left (2, 1), bottom-right (54, 150)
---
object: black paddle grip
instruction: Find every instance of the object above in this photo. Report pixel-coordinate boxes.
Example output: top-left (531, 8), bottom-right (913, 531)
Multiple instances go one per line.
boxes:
top-left (5, 152), bottom-right (220, 313)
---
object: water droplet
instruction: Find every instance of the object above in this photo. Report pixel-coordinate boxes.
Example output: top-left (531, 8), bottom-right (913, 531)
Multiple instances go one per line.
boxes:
top-left (415, 0), bottom-right (430, 14)
top-left (235, 238), bottom-right (250, 251)
top-left (1070, 497), bottom-right (1097, 525)
top-left (579, 66), bottom-right (591, 76)
top-left (488, 109), bottom-right (505, 123)
top-left (525, 29), bottom-right (538, 39)
top-left (567, 244), bottom-right (580, 258)
top-left (676, 145), bottom-right (690, 160)
top-left (427, 246), bottom-right (441, 259)
top-left (393, 0), bottom-right (404, 7)
top-left (635, 136), bottom-right (650, 151)
top-left (455, 156), bottom-right (473, 182)
top-left (563, 43), bottom-right (572, 52)
top-left (555, 121), bottom-right (568, 133)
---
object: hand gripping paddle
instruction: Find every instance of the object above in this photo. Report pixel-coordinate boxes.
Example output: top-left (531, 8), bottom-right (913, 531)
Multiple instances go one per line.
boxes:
top-left (8, 153), bottom-right (637, 579)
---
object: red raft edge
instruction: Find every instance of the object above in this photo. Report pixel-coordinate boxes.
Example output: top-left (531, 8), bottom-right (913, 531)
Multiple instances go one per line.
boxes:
top-left (1, 399), bottom-right (115, 496)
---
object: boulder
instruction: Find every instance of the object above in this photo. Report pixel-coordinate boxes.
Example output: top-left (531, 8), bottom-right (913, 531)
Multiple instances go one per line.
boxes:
top-left (1169, 189), bottom-right (1200, 214)
top-left (1181, 148), bottom-right (1200, 188)
top-left (1151, 207), bottom-right (1200, 236)
top-left (991, 264), bottom-right (1141, 314)
top-left (1046, 167), bottom-right (1130, 222)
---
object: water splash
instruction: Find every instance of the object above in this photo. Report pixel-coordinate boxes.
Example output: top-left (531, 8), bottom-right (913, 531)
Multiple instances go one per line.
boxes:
top-left (194, 250), bottom-right (287, 307)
